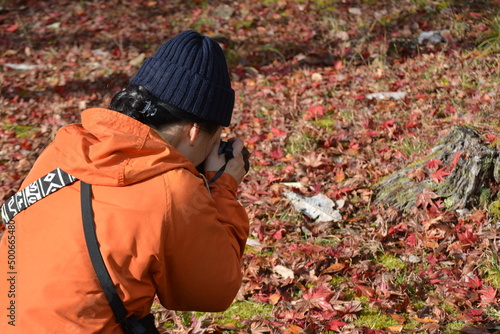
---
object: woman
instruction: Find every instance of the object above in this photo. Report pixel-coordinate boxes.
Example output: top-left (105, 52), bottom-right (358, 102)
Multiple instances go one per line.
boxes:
top-left (0, 30), bottom-right (249, 333)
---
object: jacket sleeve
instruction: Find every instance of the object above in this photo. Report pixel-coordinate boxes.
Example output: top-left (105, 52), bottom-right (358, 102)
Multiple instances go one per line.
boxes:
top-left (153, 169), bottom-right (249, 312)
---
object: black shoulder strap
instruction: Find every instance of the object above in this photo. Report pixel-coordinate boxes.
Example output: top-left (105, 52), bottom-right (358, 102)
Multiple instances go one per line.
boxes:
top-left (1, 168), bottom-right (77, 224)
top-left (80, 181), bottom-right (147, 334)
top-left (206, 163), bottom-right (228, 186)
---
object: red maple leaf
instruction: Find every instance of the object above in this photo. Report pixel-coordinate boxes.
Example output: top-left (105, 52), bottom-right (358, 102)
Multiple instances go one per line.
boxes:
top-left (456, 222), bottom-right (478, 245)
top-left (381, 119), bottom-right (396, 128)
top-left (5, 23), bottom-right (18, 33)
top-left (416, 188), bottom-right (440, 211)
top-left (479, 286), bottom-right (498, 305)
top-left (302, 286), bottom-right (334, 312)
top-left (405, 120), bottom-right (420, 128)
top-left (432, 167), bottom-right (451, 183)
top-left (269, 147), bottom-right (284, 159)
top-left (354, 284), bottom-right (375, 298)
top-left (426, 159), bottom-right (442, 169)
top-left (387, 222), bottom-right (408, 236)
top-left (303, 105), bottom-right (326, 120)
top-left (405, 233), bottom-right (420, 248)
top-left (451, 151), bottom-right (463, 169)
top-left (326, 318), bottom-right (348, 331)
top-left (485, 133), bottom-right (497, 143)
top-left (461, 308), bottom-right (483, 322)
top-left (463, 274), bottom-right (483, 290)
top-left (271, 127), bottom-right (287, 138)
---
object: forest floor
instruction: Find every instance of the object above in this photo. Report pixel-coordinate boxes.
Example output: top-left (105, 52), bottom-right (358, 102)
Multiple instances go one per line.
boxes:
top-left (1, 0), bottom-right (500, 333)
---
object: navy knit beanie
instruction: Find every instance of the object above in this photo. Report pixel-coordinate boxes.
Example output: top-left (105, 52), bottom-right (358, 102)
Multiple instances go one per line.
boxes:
top-left (131, 30), bottom-right (235, 126)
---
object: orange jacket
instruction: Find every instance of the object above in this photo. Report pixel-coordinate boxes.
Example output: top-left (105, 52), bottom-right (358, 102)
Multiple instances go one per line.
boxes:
top-left (0, 108), bottom-right (249, 333)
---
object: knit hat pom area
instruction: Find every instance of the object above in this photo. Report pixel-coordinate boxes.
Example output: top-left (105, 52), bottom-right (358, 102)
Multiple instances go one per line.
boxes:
top-left (131, 30), bottom-right (235, 126)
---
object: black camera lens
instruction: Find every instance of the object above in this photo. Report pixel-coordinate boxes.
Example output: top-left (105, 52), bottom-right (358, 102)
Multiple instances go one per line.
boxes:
top-left (218, 141), bottom-right (234, 161)
top-left (219, 140), bottom-right (250, 173)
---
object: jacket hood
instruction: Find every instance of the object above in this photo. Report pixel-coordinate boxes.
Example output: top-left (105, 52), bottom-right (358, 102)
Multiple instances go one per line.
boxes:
top-left (52, 108), bottom-right (195, 186)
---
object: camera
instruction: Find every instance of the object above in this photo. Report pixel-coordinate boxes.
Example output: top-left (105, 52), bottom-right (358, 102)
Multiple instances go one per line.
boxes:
top-left (218, 140), bottom-right (250, 173)
top-left (197, 140), bottom-right (250, 175)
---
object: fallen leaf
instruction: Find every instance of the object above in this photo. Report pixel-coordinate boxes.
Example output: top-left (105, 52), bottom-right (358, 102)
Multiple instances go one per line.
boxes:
top-left (273, 265), bottom-right (294, 279)
top-left (129, 53), bottom-right (146, 67)
top-left (412, 316), bottom-right (438, 323)
top-left (303, 286), bottom-right (334, 312)
top-left (311, 72), bottom-right (323, 81)
top-left (283, 324), bottom-right (303, 334)
top-left (284, 192), bottom-right (342, 222)
top-left (426, 159), bottom-right (442, 169)
top-left (391, 314), bottom-right (407, 324)
top-left (387, 324), bottom-right (404, 332)
top-left (303, 105), bottom-right (326, 119)
top-left (432, 167), bottom-right (451, 183)
top-left (407, 168), bottom-right (426, 181)
top-left (366, 92), bottom-right (407, 100)
top-left (321, 263), bottom-right (345, 274)
top-left (479, 286), bottom-right (498, 305)
top-left (416, 188), bottom-right (440, 211)
top-left (326, 318), bottom-right (347, 331)
top-left (459, 326), bottom-right (493, 334)
top-left (269, 293), bottom-right (281, 305)
top-left (302, 152), bottom-right (324, 167)
top-left (6, 24), bottom-right (18, 33)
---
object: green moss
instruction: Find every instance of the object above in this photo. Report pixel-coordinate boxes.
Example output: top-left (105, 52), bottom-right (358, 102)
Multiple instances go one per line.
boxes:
top-left (353, 308), bottom-right (398, 329)
top-left (480, 188), bottom-right (492, 206)
top-left (172, 311), bottom-right (204, 327)
top-left (190, 15), bottom-right (217, 30)
top-left (435, 178), bottom-right (453, 196)
top-left (488, 200), bottom-right (500, 221)
top-left (376, 253), bottom-right (405, 270)
top-left (485, 262), bottom-right (500, 289)
top-left (355, 295), bottom-right (370, 306)
top-left (443, 196), bottom-right (455, 209)
top-left (436, 0), bottom-right (450, 10)
top-left (233, 19), bottom-right (254, 30)
top-left (330, 275), bottom-right (345, 287)
top-left (311, 117), bottom-right (336, 129)
top-left (217, 301), bottom-right (273, 325)
top-left (314, 236), bottom-right (341, 247)
top-left (171, 301), bottom-right (273, 329)
top-left (440, 302), bottom-right (457, 315)
top-left (313, 0), bottom-right (337, 11)
top-left (412, 300), bottom-right (427, 310)
top-left (161, 321), bottom-right (175, 329)
top-left (400, 316), bottom-right (422, 331)
top-left (443, 321), bottom-right (467, 333)
top-left (245, 245), bottom-right (274, 257)
top-left (1, 123), bottom-right (40, 138)
top-left (373, 171), bottom-right (425, 210)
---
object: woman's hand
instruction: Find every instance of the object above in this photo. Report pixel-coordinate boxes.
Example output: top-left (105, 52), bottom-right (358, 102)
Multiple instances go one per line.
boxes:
top-left (204, 138), bottom-right (248, 184)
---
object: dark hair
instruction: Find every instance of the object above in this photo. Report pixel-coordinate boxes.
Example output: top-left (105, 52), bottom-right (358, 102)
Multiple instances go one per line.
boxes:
top-left (109, 85), bottom-right (220, 134)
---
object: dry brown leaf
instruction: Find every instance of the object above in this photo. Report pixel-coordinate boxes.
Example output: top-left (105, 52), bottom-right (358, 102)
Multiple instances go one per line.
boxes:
top-left (284, 324), bottom-right (303, 334)
top-left (387, 324), bottom-right (404, 332)
top-left (412, 316), bottom-right (438, 323)
top-left (391, 313), bottom-right (407, 324)
top-left (269, 293), bottom-right (281, 305)
top-left (321, 263), bottom-right (345, 274)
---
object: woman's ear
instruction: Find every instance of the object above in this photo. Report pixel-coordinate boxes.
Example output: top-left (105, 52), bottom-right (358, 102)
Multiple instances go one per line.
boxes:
top-left (188, 123), bottom-right (200, 146)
